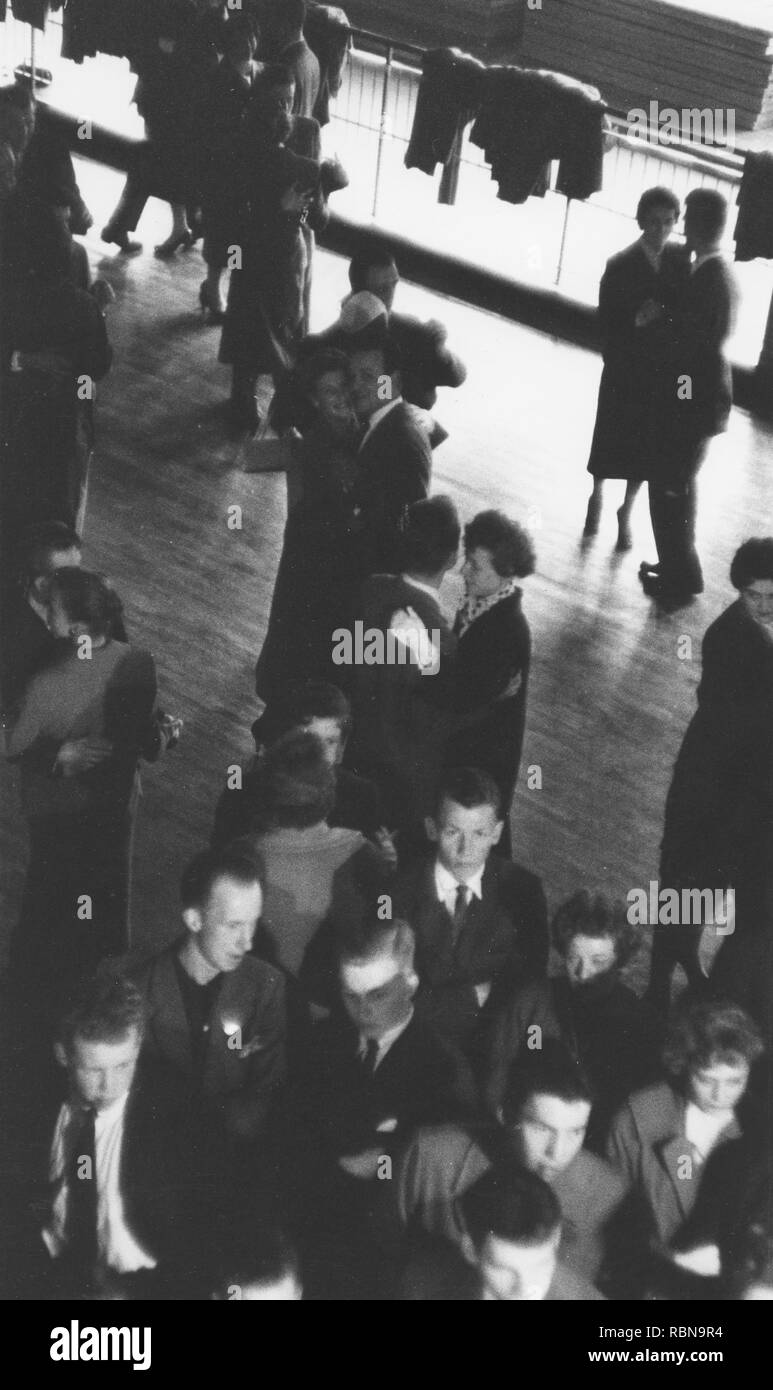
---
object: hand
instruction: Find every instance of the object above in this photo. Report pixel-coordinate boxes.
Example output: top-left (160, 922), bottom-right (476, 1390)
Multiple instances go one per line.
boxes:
top-left (156, 713), bottom-right (183, 750)
top-left (371, 826), bottom-right (398, 868)
top-left (497, 670), bottom-right (522, 701)
top-left (281, 185), bottom-right (313, 215)
top-left (425, 318), bottom-right (447, 343)
top-left (338, 1148), bottom-right (387, 1180)
top-left (91, 278), bottom-right (116, 311)
top-left (53, 737), bottom-right (113, 777)
top-left (634, 298), bottom-right (662, 328)
top-left (474, 981), bottom-right (492, 1009)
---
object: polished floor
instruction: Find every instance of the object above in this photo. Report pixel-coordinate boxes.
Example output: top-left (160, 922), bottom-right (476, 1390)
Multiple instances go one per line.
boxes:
top-left (2, 157), bottom-right (772, 989)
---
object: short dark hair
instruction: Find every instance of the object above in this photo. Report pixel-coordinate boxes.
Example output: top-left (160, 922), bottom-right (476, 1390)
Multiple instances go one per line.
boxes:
top-left (221, 12), bottom-right (259, 59)
top-left (402, 495), bottom-right (460, 574)
top-left (461, 1167), bottom-right (561, 1251)
top-left (257, 729), bottom-right (336, 828)
top-left (180, 845), bottom-right (263, 910)
top-left (685, 188), bottom-right (728, 240)
top-left (48, 568), bottom-right (124, 641)
top-left (21, 520), bottom-right (81, 583)
top-left (501, 1043), bottom-right (593, 1125)
top-left (464, 510), bottom-right (536, 579)
top-left (299, 348), bottom-right (350, 397)
top-left (349, 240), bottom-right (397, 292)
top-left (723, 1219), bottom-right (773, 1298)
top-left (339, 917), bottom-right (415, 973)
top-left (433, 766), bottom-right (503, 819)
top-left (57, 965), bottom-right (145, 1051)
top-left (730, 538), bottom-right (773, 590)
top-left (211, 1223), bottom-right (300, 1295)
top-left (274, 0), bottom-right (307, 29)
top-left (253, 681), bottom-right (352, 750)
top-left (348, 333), bottom-right (402, 378)
top-left (663, 998), bottom-right (764, 1085)
top-left (552, 889), bottom-right (639, 969)
top-left (636, 185), bottom-right (680, 227)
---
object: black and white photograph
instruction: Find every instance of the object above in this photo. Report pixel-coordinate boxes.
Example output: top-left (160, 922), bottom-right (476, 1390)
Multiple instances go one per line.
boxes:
top-left (0, 0), bottom-right (771, 1340)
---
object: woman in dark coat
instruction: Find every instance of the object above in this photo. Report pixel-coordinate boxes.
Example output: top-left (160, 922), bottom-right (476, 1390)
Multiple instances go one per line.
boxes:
top-left (584, 186), bottom-right (688, 551)
top-left (445, 510), bottom-right (535, 838)
top-left (218, 65), bottom-right (320, 432)
top-left (482, 891), bottom-right (659, 1151)
top-left (649, 539), bottom-right (773, 1015)
top-left (250, 349), bottom-right (363, 700)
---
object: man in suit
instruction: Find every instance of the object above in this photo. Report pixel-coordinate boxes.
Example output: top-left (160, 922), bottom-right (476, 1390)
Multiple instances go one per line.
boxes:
top-left (387, 1046), bottom-right (627, 1289)
top-left (269, 0), bottom-right (321, 118)
top-left (402, 1165), bottom-right (605, 1300)
top-left (345, 495), bottom-right (460, 833)
top-left (134, 845), bottom-right (286, 1147)
top-left (348, 336), bottom-right (433, 577)
top-left (641, 188), bottom-right (738, 607)
top-left (5, 968), bottom-right (203, 1299)
top-left (392, 766), bottom-right (548, 1051)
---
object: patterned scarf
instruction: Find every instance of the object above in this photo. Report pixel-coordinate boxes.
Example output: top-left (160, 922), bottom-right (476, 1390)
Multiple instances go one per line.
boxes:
top-left (455, 578), bottom-right (521, 637)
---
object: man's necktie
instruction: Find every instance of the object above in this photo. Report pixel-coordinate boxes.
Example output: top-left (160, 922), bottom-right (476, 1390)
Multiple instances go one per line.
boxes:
top-left (451, 884), bottom-right (470, 943)
top-left (62, 1106), bottom-right (98, 1268)
top-left (360, 1038), bottom-right (380, 1076)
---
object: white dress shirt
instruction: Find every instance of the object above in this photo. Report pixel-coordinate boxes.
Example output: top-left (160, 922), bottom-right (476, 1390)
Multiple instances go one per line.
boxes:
top-left (358, 1009), bottom-right (414, 1072)
top-left (434, 859), bottom-right (484, 915)
top-left (43, 1091), bottom-right (156, 1273)
top-left (684, 1102), bottom-right (735, 1164)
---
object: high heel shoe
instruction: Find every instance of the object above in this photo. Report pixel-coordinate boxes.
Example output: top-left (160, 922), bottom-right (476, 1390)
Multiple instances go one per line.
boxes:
top-left (198, 281), bottom-right (225, 324)
top-left (154, 230), bottom-right (194, 259)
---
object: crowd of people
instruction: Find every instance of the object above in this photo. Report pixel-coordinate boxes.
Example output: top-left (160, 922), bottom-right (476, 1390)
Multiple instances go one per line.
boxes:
top-left (0, 0), bottom-right (771, 1303)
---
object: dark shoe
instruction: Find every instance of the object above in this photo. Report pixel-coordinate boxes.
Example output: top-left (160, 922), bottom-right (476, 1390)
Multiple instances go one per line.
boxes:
top-left (639, 559), bottom-right (660, 577)
top-left (615, 507), bottom-right (633, 551)
top-left (583, 494), bottom-right (602, 537)
top-left (101, 225), bottom-right (142, 255)
top-left (198, 280), bottom-right (225, 324)
top-left (640, 574), bottom-right (695, 609)
top-left (154, 230), bottom-right (194, 259)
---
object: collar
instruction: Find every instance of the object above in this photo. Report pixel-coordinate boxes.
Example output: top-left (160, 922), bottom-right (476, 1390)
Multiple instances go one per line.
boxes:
top-left (359, 1008), bottom-right (413, 1061)
top-left (456, 577), bottom-right (520, 636)
top-left (69, 1089), bottom-right (130, 1130)
top-left (359, 395), bottom-right (403, 447)
top-left (400, 574), bottom-right (439, 600)
top-left (638, 236), bottom-right (663, 271)
top-left (691, 249), bottom-right (723, 274)
top-left (435, 858), bottom-right (484, 902)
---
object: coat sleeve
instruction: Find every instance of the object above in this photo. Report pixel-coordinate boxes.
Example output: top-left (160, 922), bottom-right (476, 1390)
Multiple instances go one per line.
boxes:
top-left (223, 970), bottom-right (287, 1141)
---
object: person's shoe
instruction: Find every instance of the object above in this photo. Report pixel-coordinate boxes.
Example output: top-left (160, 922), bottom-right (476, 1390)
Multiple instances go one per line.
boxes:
top-left (154, 230), bottom-right (194, 259)
top-left (615, 507), bottom-right (633, 551)
top-left (639, 559), bottom-right (660, 577)
top-left (198, 280), bottom-right (225, 324)
top-left (101, 224), bottom-right (142, 255)
top-left (583, 494), bottom-right (602, 537)
top-left (640, 573), bottom-right (695, 609)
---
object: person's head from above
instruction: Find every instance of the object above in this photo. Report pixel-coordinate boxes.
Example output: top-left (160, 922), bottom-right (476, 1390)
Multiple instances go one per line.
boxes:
top-left (462, 511), bottom-right (536, 601)
top-left (257, 729), bottom-right (337, 830)
top-left (348, 240), bottom-right (399, 314)
top-left (254, 682), bottom-right (352, 767)
top-left (426, 767), bottom-right (504, 882)
top-left (460, 1167), bottom-right (562, 1300)
top-left (248, 64), bottom-right (296, 143)
top-left (730, 537), bottom-right (773, 630)
top-left (55, 967), bottom-right (146, 1112)
top-left (499, 1046), bottom-right (593, 1183)
top-left (269, 0), bottom-right (307, 47)
top-left (211, 1224), bottom-right (302, 1301)
top-left (553, 889), bottom-right (639, 993)
top-left (221, 11), bottom-right (258, 73)
top-left (338, 919), bottom-right (418, 1040)
top-left (683, 187), bottom-right (728, 255)
top-left (20, 520), bottom-right (82, 615)
top-left (180, 846), bottom-right (264, 978)
top-left (45, 567), bottom-right (124, 645)
top-left (723, 1219), bottom-right (773, 1301)
top-left (401, 494), bottom-right (461, 584)
top-left (299, 348), bottom-right (357, 439)
top-left (663, 999), bottom-right (763, 1115)
top-left (636, 186), bottom-right (680, 255)
top-left (348, 336), bottom-right (402, 423)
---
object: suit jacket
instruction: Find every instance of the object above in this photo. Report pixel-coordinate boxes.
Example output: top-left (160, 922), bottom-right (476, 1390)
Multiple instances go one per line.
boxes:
top-left (655, 256), bottom-right (737, 471)
top-left (346, 574), bottom-right (457, 827)
top-left (134, 943), bottom-right (286, 1141)
top-left (606, 1081), bottom-right (743, 1248)
top-left (352, 403), bottom-right (432, 577)
top-left (392, 854), bottom-right (548, 1048)
top-left (279, 37), bottom-right (321, 119)
top-left (446, 591), bottom-right (531, 810)
top-left (300, 1012), bottom-right (476, 1163)
top-left (391, 1122), bottom-right (626, 1283)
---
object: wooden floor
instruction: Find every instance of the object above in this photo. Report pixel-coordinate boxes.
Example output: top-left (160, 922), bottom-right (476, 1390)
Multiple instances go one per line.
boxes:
top-left (2, 157), bottom-right (773, 987)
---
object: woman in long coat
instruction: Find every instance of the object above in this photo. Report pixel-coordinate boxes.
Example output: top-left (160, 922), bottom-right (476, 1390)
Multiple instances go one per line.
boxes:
top-left (584, 186), bottom-right (688, 550)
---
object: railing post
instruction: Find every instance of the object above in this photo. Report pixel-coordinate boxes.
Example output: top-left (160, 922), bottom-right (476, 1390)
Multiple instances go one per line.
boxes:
top-left (371, 43), bottom-right (393, 220)
top-left (438, 127), bottom-right (463, 206)
top-left (555, 196), bottom-right (572, 286)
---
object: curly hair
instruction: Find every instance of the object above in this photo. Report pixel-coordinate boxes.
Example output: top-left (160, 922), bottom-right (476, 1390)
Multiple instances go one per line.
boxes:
top-left (662, 998), bottom-right (764, 1083)
top-left (464, 511), bottom-right (536, 579)
top-left (552, 890), bottom-right (640, 970)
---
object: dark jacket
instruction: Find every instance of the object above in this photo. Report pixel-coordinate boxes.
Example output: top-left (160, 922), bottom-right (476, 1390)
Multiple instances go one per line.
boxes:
top-left (656, 255), bottom-right (737, 460)
top-left (213, 762), bottom-right (382, 848)
top-left (392, 854), bottom-right (548, 1049)
top-left (352, 403), bottom-right (433, 577)
top-left (278, 37), bottom-right (321, 118)
top-left (446, 590), bottom-right (530, 811)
